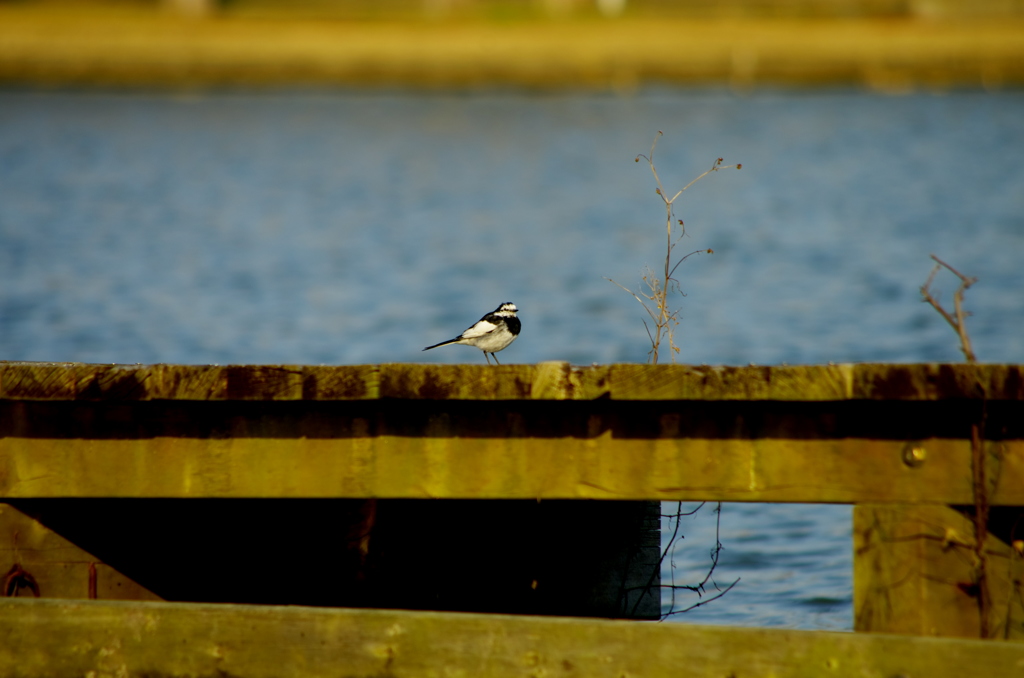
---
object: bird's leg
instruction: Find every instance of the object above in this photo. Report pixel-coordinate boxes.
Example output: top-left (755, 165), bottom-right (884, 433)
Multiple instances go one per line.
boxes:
top-left (484, 352), bottom-right (493, 365)
top-left (491, 353), bottom-right (501, 365)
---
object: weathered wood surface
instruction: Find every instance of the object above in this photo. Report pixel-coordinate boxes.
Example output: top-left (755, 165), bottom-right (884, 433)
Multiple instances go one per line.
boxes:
top-left (854, 503), bottom-right (1024, 640)
top-left (3, 431), bottom-right (1022, 503)
top-left (1, 363), bottom-right (1022, 503)
top-left (0, 503), bottom-right (161, 602)
top-left (2, 598), bottom-right (1024, 678)
top-left (2, 361), bottom-right (1022, 401)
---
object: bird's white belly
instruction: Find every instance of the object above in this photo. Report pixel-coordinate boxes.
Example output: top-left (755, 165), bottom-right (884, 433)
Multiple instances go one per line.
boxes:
top-left (467, 327), bottom-right (515, 353)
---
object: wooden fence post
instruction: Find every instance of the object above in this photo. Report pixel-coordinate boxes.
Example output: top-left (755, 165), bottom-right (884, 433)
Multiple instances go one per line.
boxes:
top-left (854, 503), bottom-right (1024, 639)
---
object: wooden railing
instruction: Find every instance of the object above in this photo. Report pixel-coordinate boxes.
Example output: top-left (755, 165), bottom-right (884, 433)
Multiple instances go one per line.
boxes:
top-left (1, 361), bottom-right (1022, 676)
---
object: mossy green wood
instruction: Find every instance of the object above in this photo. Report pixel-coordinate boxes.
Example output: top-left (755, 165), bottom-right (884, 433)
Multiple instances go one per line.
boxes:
top-left (2, 598), bottom-right (1024, 678)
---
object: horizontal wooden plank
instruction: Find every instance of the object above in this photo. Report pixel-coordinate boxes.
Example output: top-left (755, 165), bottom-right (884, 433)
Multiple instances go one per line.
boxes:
top-left (2, 394), bottom-right (1022, 503)
top-left (1, 598), bottom-right (1022, 678)
top-left (2, 362), bottom-right (1023, 401)
top-left (3, 364), bottom-right (1021, 503)
top-left (3, 435), bottom-right (1022, 504)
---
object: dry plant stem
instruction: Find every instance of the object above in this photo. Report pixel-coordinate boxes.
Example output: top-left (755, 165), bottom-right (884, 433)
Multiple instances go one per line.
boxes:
top-left (626, 501), bottom-right (739, 619)
top-left (920, 253), bottom-right (977, 363)
top-left (920, 253), bottom-right (990, 635)
top-left (971, 416), bottom-right (991, 637)
top-left (609, 131), bottom-right (739, 364)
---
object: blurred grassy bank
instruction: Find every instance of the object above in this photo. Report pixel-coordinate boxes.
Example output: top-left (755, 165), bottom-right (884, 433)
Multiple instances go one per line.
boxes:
top-left (1, 2), bottom-right (1023, 89)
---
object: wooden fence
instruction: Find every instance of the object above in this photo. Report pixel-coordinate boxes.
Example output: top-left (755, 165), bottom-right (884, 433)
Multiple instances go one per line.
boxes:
top-left (1, 361), bottom-right (1023, 676)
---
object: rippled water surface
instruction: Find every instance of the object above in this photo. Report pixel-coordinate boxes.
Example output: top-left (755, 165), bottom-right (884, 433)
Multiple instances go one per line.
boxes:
top-left (2, 87), bottom-right (1022, 629)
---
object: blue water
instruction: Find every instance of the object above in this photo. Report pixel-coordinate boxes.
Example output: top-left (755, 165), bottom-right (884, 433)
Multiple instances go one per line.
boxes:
top-left (2, 87), bottom-right (1023, 629)
top-left (660, 502), bottom-right (853, 629)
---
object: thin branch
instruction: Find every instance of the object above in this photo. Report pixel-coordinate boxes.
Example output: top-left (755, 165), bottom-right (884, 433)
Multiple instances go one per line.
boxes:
top-left (920, 263), bottom-right (957, 327)
top-left (629, 500), bottom-right (696, 617)
top-left (668, 248), bottom-right (714, 282)
top-left (658, 501), bottom-right (738, 619)
top-left (605, 277), bottom-right (660, 325)
top-left (622, 134), bottom-right (740, 363)
top-left (663, 577), bottom-right (741, 616)
top-left (920, 254), bottom-right (977, 363)
top-left (932, 253), bottom-right (977, 288)
top-left (920, 253), bottom-right (990, 636)
top-left (670, 157), bottom-right (741, 203)
top-left (641, 318), bottom-right (656, 352)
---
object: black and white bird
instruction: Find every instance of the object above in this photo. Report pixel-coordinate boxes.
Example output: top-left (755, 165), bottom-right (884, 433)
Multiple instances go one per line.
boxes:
top-left (423, 302), bottom-right (520, 365)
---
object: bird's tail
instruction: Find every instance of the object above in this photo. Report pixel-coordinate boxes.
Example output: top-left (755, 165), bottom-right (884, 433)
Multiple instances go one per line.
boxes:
top-left (423, 338), bottom-right (460, 351)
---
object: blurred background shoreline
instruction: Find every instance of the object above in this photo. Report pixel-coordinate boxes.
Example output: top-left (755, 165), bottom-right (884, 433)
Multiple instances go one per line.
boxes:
top-left (2, 0), bottom-right (1024, 90)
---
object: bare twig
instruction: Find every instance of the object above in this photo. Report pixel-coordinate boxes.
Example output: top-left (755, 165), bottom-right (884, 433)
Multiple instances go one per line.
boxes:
top-left (971, 414), bottom-right (992, 637)
top-left (646, 501), bottom-right (739, 619)
top-left (605, 276), bottom-right (661, 326)
top-left (627, 500), bottom-right (697, 618)
top-left (665, 577), bottom-right (741, 615)
top-left (609, 132), bottom-right (740, 363)
top-left (618, 500), bottom-right (698, 617)
top-left (920, 254), bottom-right (977, 362)
top-left (659, 501), bottom-right (741, 618)
top-left (920, 254), bottom-right (994, 636)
